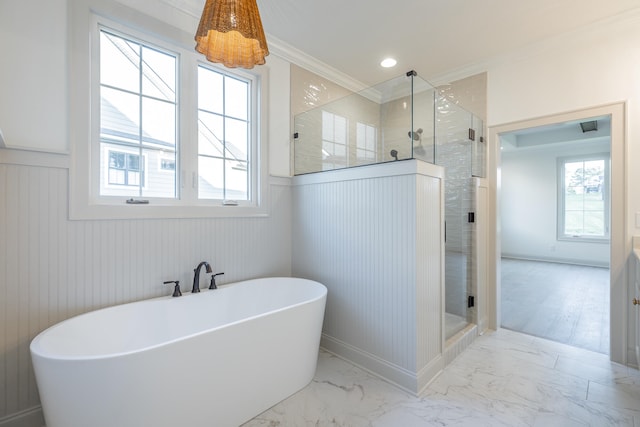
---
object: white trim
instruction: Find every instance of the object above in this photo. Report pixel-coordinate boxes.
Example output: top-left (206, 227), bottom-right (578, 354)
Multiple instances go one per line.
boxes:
top-left (0, 148), bottom-right (69, 169)
top-left (488, 102), bottom-right (627, 364)
top-left (267, 35), bottom-right (368, 94)
top-left (292, 159), bottom-right (444, 187)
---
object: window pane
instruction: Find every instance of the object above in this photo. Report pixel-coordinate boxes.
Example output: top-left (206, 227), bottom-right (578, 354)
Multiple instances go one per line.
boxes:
top-left (225, 117), bottom-right (248, 161)
top-left (142, 98), bottom-right (176, 147)
top-left (198, 66), bottom-right (223, 114)
top-left (225, 77), bottom-right (248, 120)
top-left (564, 210), bottom-right (583, 236)
top-left (141, 46), bottom-right (176, 102)
top-left (198, 111), bottom-right (224, 157)
top-left (225, 160), bottom-right (248, 200)
top-left (101, 87), bottom-right (140, 145)
top-left (127, 154), bottom-right (139, 171)
top-left (198, 156), bottom-right (224, 199)
top-left (99, 29), bottom-right (179, 199)
top-left (109, 168), bottom-right (125, 185)
top-left (100, 31), bottom-right (140, 93)
top-left (583, 211), bottom-right (605, 236)
top-left (561, 158), bottom-right (606, 238)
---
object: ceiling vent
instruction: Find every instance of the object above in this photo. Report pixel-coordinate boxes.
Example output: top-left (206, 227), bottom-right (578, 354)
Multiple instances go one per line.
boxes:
top-left (580, 120), bottom-right (598, 133)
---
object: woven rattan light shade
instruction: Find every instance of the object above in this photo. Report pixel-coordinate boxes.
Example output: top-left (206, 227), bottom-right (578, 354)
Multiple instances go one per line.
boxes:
top-left (195, 0), bottom-right (269, 69)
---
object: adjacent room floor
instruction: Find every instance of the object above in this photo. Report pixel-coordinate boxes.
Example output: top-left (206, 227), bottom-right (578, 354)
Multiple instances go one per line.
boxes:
top-left (501, 258), bottom-right (610, 354)
top-left (243, 329), bottom-right (639, 426)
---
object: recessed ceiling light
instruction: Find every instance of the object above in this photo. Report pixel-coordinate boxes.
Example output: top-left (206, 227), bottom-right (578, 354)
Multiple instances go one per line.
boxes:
top-left (380, 58), bottom-right (397, 68)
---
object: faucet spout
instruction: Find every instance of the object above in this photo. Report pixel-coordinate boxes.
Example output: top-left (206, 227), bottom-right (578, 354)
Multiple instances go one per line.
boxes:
top-left (192, 261), bottom-right (212, 293)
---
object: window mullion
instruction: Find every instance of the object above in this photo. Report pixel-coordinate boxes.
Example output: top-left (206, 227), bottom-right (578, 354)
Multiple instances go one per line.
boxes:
top-left (138, 45), bottom-right (144, 197)
top-left (180, 52), bottom-right (197, 204)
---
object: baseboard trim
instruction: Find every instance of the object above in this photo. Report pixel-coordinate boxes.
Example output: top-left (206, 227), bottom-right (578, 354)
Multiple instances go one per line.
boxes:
top-left (0, 406), bottom-right (44, 427)
top-left (444, 324), bottom-right (478, 366)
top-left (501, 254), bottom-right (609, 269)
top-left (321, 334), bottom-right (443, 395)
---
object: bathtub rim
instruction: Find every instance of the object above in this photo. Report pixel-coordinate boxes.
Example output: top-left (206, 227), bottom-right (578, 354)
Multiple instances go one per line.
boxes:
top-left (30, 276), bottom-right (327, 362)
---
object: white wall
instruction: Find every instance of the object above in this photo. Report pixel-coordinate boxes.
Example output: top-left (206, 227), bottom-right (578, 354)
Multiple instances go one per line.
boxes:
top-left (0, 0), bottom-right (68, 153)
top-left (501, 142), bottom-right (610, 267)
top-left (486, 9), bottom-right (640, 365)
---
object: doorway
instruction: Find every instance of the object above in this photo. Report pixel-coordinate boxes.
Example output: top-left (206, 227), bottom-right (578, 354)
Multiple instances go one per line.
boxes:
top-left (486, 103), bottom-right (628, 364)
top-left (499, 117), bottom-right (611, 354)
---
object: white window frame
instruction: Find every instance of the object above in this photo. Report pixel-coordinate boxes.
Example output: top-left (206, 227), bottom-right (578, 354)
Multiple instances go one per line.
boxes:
top-left (557, 153), bottom-right (610, 242)
top-left (68, 0), bottom-right (268, 219)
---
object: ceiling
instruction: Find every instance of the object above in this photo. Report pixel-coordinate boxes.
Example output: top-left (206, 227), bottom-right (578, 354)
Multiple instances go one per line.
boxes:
top-left (250, 0), bottom-right (640, 86)
top-left (500, 116), bottom-right (611, 153)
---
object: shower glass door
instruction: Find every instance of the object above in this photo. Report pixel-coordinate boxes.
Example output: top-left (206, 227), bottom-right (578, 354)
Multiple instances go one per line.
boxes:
top-left (436, 97), bottom-right (483, 340)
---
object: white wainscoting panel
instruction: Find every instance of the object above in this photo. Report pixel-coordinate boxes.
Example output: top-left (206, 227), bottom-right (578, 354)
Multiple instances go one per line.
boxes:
top-left (292, 160), bottom-right (444, 393)
top-left (0, 161), bottom-right (292, 425)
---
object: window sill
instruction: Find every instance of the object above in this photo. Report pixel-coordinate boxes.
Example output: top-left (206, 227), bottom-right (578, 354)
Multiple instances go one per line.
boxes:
top-left (68, 176), bottom-right (290, 220)
top-left (557, 236), bottom-right (610, 244)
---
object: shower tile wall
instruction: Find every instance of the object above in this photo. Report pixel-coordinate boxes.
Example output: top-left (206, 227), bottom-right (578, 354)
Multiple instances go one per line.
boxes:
top-left (0, 157), bottom-right (293, 424)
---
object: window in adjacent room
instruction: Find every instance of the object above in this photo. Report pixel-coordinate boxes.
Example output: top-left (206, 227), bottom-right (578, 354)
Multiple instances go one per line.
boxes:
top-left (558, 155), bottom-right (610, 241)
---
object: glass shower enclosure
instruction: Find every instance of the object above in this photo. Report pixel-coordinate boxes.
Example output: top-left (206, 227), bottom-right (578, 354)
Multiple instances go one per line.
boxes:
top-left (293, 70), bottom-right (485, 341)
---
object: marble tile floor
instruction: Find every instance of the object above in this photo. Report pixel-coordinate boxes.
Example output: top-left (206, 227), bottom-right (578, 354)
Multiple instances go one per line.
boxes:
top-left (243, 328), bottom-right (640, 427)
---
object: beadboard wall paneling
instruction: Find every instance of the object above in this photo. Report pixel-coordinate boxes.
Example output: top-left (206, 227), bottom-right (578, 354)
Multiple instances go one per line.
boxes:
top-left (415, 174), bottom-right (445, 378)
top-left (0, 162), bottom-right (292, 424)
top-left (292, 161), bottom-right (444, 393)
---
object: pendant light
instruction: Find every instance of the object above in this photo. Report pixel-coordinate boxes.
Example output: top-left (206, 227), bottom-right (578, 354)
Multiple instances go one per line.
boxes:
top-left (195, 0), bottom-right (269, 69)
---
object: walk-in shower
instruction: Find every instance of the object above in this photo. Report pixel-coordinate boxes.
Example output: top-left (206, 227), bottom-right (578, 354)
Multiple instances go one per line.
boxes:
top-left (293, 70), bottom-right (485, 343)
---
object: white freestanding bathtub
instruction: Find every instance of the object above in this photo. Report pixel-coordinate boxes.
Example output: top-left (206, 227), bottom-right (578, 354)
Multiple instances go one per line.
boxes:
top-left (30, 277), bottom-right (327, 427)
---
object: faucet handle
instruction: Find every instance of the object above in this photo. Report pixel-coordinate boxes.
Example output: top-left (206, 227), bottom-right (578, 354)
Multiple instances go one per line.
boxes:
top-left (209, 272), bottom-right (225, 290)
top-left (164, 280), bottom-right (182, 297)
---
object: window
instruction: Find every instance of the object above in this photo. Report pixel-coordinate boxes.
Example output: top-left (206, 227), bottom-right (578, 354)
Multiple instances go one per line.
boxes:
top-left (108, 151), bottom-right (143, 186)
top-left (322, 111), bottom-right (348, 170)
top-left (99, 29), bottom-right (176, 198)
top-left (67, 2), bottom-right (268, 219)
top-left (558, 155), bottom-right (610, 241)
top-left (197, 66), bottom-right (250, 201)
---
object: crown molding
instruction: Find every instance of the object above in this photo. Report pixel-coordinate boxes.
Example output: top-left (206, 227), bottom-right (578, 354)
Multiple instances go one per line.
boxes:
top-left (266, 35), bottom-right (368, 94)
top-left (157, 0), bottom-right (369, 93)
